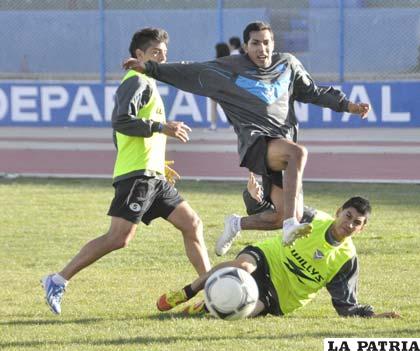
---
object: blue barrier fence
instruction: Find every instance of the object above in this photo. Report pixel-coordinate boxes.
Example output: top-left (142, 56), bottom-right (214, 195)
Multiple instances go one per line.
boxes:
top-left (0, 81), bottom-right (418, 128)
top-left (1, 5), bottom-right (419, 81)
top-left (0, 8), bottom-right (267, 79)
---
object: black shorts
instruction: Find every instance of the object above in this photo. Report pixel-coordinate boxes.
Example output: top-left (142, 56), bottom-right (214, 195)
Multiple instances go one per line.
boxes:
top-left (241, 126), bottom-right (297, 186)
top-left (237, 245), bottom-right (282, 316)
top-left (240, 137), bottom-right (285, 187)
top-left (107, 176), bottom-right (184, 225)
top-left (262, 173), bottom-right (283, 190)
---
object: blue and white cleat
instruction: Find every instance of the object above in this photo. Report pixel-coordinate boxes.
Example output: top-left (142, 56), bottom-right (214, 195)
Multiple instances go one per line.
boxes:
top-left (41, 274), bottom-right (65, 315)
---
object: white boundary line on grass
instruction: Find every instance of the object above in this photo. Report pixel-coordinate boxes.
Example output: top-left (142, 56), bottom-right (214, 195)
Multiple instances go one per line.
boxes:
top-left (3, 141), bottom-right (420, 154)
top-left (1, 172), bottom-right (420, 184)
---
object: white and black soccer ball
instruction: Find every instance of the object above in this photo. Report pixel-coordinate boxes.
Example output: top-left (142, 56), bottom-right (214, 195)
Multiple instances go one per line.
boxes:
top-left (204, 267), bottom-right (259, 320)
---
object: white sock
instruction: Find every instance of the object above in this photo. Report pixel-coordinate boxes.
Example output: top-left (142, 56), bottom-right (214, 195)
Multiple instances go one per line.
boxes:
top-left (52, 273), bottom-right (68, 287)
top-left (231, 216), bottom-right (242, 233)
top-left (283, 217), bottom-right (299, 229)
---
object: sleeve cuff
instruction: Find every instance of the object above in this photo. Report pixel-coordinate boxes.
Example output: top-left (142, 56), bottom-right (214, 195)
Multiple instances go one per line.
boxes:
top-left (342, 99), bottom-right (350, 112)
top-left (151, 122), bottom-right (164, 133)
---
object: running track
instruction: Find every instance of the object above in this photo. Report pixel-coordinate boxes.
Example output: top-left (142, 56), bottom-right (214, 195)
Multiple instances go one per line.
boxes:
top-left (1, 127), bottom-right (419, 183)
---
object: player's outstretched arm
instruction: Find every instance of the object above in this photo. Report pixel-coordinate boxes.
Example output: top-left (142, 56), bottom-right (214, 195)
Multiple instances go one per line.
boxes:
top-left (347, 102), bottom-right (370, 119)
top-left (124, 56), bottom-right (226, 100)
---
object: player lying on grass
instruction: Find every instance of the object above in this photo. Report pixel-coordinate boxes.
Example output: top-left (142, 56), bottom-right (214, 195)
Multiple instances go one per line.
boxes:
top-left (156, 196), bottom-right (400, 319)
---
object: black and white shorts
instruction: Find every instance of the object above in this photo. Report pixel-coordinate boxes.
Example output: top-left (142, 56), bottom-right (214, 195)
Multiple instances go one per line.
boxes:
top-left (237, 245), bottom-right (282, 316)
top-left (108, 176), bottom-right (183, 225)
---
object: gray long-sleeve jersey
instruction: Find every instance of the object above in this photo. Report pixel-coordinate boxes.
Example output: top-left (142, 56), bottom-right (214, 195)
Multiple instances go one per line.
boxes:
top-left (111, 74), bottom-right (162, 138)
top-left (145, 53), bottom-right (350, 165)
top-left (325, 230), bottom-right (374, 317)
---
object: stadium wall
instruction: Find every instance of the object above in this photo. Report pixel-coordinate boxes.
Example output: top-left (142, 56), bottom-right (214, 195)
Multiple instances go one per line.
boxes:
top-left (1, 8), bottom-right (418, 76)
top-left (0, 81), bottom-right (418, 128)
top-left (304, 8), bottom-right (419, 74)
top-left (0, 8), bottom-right (268, 74)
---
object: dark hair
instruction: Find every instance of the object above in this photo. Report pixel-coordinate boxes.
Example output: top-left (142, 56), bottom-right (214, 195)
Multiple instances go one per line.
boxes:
top-left (129, 27), bottom-right (169, 58)
top-left (341, 196), bottom-right (372, 221)
top-left (215, 42), bottom-right (230, 58)
top-left (243, 21), bottom-right (274, 44)
top-left (229, 36), bottom-right (241, 49)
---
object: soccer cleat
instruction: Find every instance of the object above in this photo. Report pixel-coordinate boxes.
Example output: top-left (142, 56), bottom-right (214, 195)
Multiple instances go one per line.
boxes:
top-left (41, 274), bottom-right (66, 315)
top-left (215, 214), bottom-right (241, 256)
top-left (282, 222), bottom-right (313, 247)
top-left (301, 206), bottom-right (317, 224)
top-left (156, 289), bottom-right (188, 311)
top-left (182, 300), bottom-right (207, 316)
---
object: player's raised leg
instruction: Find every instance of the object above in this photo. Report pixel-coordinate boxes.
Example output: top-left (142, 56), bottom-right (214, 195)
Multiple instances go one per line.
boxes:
top-left (266, 139), bottom-right (312, 245)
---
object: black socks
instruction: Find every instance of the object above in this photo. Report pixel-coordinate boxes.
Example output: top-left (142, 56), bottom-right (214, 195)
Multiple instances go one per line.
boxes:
top-left (183, 284), bottom-right (197, 299)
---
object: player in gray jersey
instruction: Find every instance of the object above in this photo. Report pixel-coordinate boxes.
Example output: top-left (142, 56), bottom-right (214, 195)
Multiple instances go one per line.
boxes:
top-left (123, 21), bottom-right (370, 256)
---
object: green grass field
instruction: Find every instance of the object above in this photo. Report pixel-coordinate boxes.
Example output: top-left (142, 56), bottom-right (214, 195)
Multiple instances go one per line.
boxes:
top-left (1, 178), bottom-right (419, 351)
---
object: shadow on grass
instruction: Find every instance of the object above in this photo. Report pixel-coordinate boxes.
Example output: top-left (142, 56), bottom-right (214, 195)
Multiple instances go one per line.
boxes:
top-left (2, 328), bottom-right (420, 349)
top-left (147, 311), bottom-right (208, 321)
top-left (0, 317), bottom-right (102, 326)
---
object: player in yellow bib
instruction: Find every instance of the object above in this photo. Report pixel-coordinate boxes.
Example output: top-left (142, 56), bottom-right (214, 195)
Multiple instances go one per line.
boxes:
top-left (156, 196), bottom-right (399, 319)
top-left (41, 28), bottom-right (211, 315)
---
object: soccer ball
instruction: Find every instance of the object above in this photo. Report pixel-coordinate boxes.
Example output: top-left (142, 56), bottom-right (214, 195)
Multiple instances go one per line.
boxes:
top-left (204, 267), bottom-right (259, 320)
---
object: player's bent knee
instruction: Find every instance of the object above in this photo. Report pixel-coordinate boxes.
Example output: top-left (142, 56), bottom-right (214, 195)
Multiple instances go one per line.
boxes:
top-left (234, 256), bottom-right (257, 274)
top-left (300, 144), bottom-right (308, 160)
top-left (271, 216), bottom-right (283, 229)
top-left (107, 227), bottom-right (136, 250)
top-left (264, 212), bottom-right (283, 229)
top-left (107, 217), bottom-right (137, 249)
top-left (112, 235), bottom-right (132, 250)
top-left (236, 261), bottom-right (255, 274)
top-left (291, 143), bottom-right (308, 161)
top-left (191, 214), bottom-right (203, 232)
top-left (183, 213), bottom-right (203, 235)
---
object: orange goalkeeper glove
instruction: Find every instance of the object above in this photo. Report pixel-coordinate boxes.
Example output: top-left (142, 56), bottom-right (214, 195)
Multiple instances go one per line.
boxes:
top-left (165, 160), bottom-right (180, 186)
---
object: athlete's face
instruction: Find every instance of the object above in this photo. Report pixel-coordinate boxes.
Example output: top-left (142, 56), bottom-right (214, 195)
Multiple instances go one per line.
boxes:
top-left (136, 40), bottom-right (167, 63)
top-left (244, 29), bottom-right (274, 68)
top-left (331, 207), bottom-right (367, 242)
